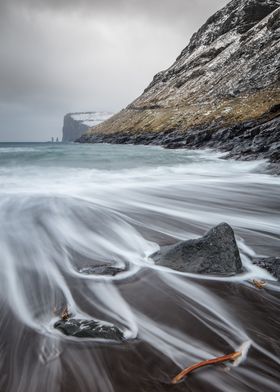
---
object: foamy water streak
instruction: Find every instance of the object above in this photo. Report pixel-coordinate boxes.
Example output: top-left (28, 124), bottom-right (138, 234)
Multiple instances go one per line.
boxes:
top-left (0, 142), bottom-right (279, 392)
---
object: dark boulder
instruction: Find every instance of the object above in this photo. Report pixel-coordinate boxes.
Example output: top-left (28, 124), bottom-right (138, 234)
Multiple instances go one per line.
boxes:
top-left (54, 318), bottom-right (125, 341)
top-left (152, 223), bottom-right (243, 275)
top-left (252, 257), bottom-right (280, 280)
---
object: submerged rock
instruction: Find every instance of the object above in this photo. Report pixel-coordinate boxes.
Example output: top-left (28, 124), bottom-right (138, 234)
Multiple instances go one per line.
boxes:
top-left (153, 223), bottom-right (243, 275)
top-left (252, 257), bottom-right (280, 280)
top-left (78, 264), bottom-right (125, 276)
top-left (54, 318), bottom-right (125, 341)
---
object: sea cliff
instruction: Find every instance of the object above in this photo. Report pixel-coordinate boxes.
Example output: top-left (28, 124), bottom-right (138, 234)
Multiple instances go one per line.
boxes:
top-left (62, 112), bottom-right (113, 142)
top-left (78, 0), bottom-right (280, 171)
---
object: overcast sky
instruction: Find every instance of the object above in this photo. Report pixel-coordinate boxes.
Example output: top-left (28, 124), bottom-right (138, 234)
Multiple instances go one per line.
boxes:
top-left (0, 0), bottom-right (227, 141)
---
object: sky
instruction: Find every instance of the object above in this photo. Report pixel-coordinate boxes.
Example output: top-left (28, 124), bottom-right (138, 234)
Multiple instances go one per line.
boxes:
top-left (0, 0), bottom-right (228, 141)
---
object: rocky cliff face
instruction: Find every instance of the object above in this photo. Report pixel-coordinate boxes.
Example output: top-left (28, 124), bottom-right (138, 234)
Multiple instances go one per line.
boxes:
top-left (85, 0), bottom-right (279, 135)
top-left (62, 112), bottom-right (113, 142)
top-left (79, 0), bottom-right (280, 167)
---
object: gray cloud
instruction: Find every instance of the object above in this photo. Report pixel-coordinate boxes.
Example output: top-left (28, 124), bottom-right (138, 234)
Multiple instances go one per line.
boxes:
top-left (0, 0), bottom-right (227, 141)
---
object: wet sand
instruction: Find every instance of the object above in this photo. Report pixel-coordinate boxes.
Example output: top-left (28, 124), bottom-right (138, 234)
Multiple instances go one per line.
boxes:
top-left (2, 270), bottom-right (280, 392)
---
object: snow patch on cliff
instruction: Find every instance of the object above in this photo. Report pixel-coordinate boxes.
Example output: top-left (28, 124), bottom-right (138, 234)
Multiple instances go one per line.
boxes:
top-left (62, 112), bottom-right (114, 142)
top-left (71, 112), bottom-right (113, 127)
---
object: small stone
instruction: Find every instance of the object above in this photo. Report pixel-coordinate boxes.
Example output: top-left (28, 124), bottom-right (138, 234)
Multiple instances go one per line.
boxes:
top-left (78, 265), bottom-right (125, 276)
top-left (54, 318), bottom-right (125, 341)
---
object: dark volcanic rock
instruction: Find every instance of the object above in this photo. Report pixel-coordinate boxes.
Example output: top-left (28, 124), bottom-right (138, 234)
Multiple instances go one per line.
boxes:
top-left (252, 256), bottom-right (280, 280)
top-left (54, 318), bottom-right (125, 341)
top-left (152, 223), bottom-right (243, 275)
top-left (78, 265), bottom-right (125, 276)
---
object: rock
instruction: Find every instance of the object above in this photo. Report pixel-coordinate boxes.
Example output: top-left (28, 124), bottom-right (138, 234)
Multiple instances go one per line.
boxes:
top-left (54, 318), bottom-right (125, 341)
top-left (252, 257), bottom-right (280, 280)
top-left (78, 265), bottom-right (125, 276)
top-left (152, 223), bottom-right (243, 275)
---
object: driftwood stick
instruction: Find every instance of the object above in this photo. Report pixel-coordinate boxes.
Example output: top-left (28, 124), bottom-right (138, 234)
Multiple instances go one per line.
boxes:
top-left (172, 351), bottom-right (241, 384)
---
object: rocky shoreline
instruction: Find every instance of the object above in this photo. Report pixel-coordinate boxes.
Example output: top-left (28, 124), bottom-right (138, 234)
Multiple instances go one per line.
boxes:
top-left (77, 108), bottom-right (280, 174)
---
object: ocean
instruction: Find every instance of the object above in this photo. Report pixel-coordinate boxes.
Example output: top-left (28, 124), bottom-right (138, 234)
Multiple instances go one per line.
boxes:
top-left (0, 142), bottom-right (279, 392)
